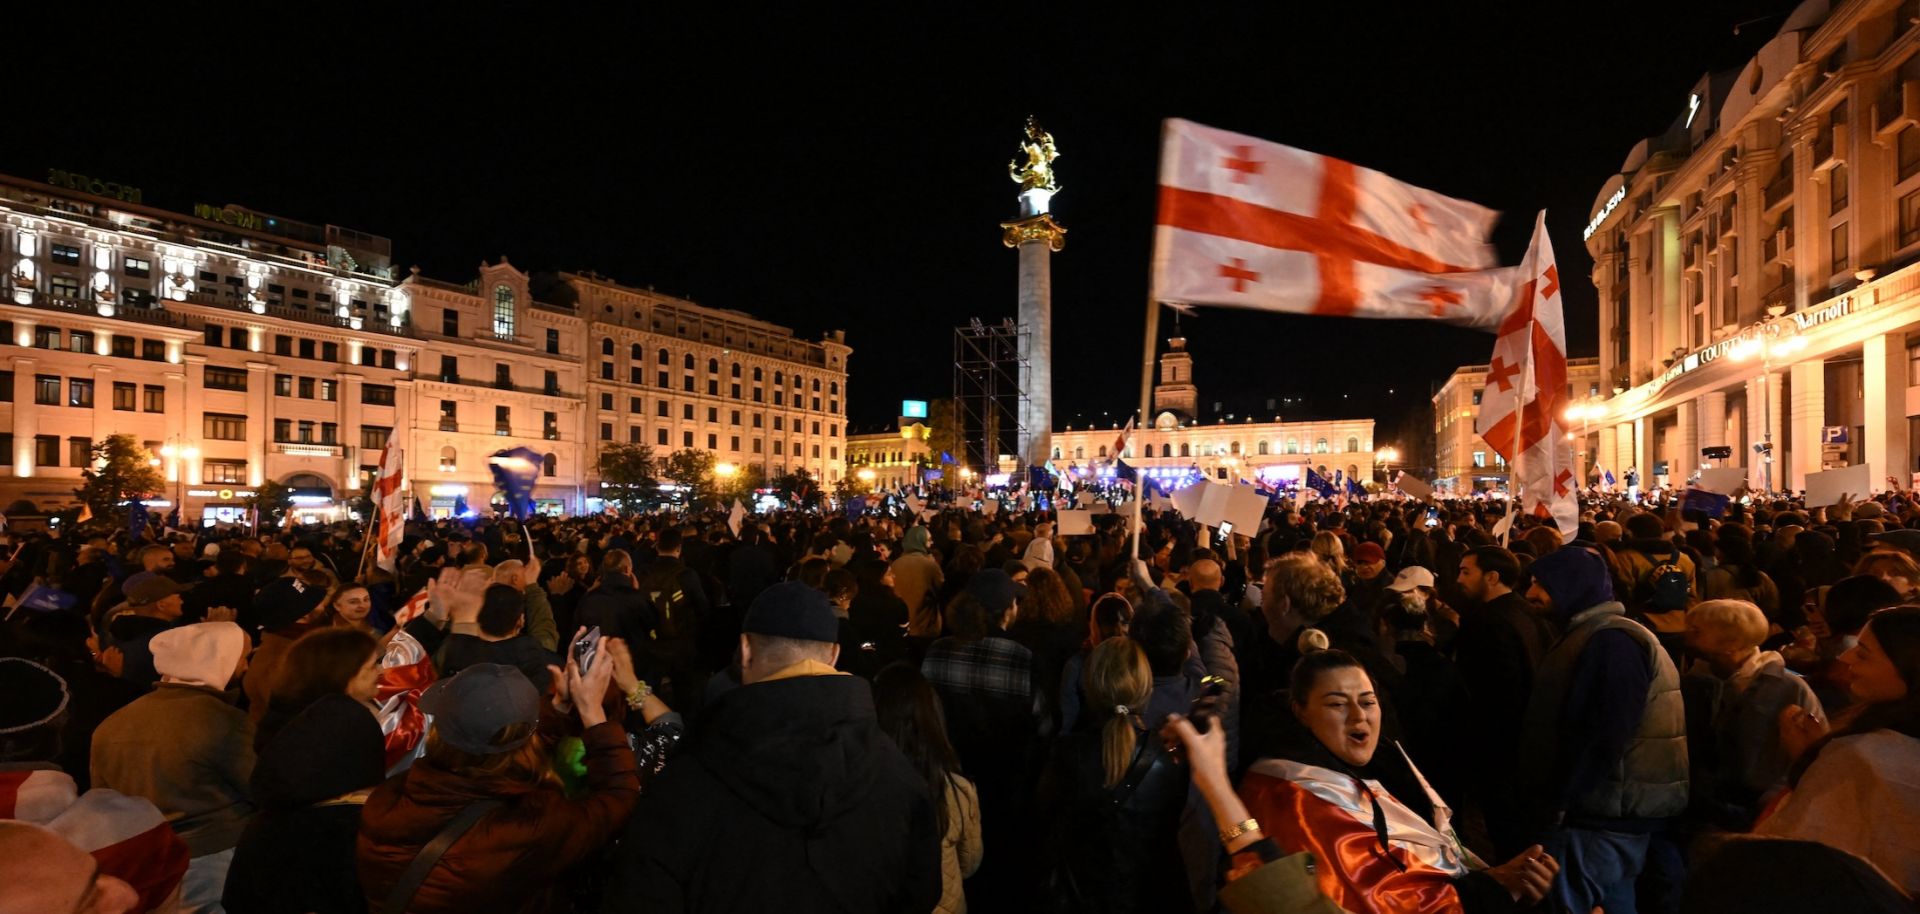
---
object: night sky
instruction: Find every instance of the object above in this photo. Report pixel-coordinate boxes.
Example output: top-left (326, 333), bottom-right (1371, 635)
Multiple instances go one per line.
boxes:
top-left (12, 4), bottom-right (1796, 456)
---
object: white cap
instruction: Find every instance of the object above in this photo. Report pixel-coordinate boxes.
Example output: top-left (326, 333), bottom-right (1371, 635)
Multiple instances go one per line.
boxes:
top-left (1386, 566), bottom-right (1436, 593)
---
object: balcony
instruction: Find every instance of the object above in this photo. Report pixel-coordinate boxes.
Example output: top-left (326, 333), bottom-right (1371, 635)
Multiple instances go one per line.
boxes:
top-left (1763, 176), bottom-right (1794, 212)
top-left (439, 418), bottom-right (459, 432)
top-left (495, 425), bottom-right (512, 436)
top-left (173, 290), bottom-right (415, 338)
top-left (11, 291), bottom-right (181, 326)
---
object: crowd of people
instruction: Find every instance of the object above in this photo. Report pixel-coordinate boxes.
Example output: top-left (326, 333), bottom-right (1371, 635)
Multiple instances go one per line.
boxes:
top-left (1, 485), bottom-right (1918, 913)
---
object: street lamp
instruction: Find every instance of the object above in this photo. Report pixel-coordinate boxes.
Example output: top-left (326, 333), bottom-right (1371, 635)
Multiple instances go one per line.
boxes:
top-left (1563, 402), bottom-right (1606, 484)
top-left (856, 467), bottom-right (877, 489)
top-left (1727, 316), bottom-right (1806, 495)
top-left (158, 437), bottom-right (199, 514)
top-left (1375, 446), bottom-right (1398, 482)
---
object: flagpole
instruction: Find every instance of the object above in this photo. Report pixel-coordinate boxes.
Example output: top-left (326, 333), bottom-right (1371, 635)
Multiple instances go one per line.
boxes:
top-left (1127, 296), bottom-right (1162, 560)
top-left (1507, 277), bottom-right (1535, 549)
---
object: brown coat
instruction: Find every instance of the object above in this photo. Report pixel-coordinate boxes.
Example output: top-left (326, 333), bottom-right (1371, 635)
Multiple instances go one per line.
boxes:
top-left (355, 718), bottom-right (638, 913)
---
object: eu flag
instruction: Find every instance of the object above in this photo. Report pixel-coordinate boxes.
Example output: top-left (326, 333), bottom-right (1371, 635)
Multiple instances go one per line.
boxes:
top-left (1304, 469), bottom-right (1336, 498)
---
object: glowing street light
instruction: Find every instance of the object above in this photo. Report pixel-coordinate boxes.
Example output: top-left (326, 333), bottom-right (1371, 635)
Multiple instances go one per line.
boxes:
top-left (1375, 446), bottom-right (1398, 481)
top-left (715, 462), bottom-right (738, 479)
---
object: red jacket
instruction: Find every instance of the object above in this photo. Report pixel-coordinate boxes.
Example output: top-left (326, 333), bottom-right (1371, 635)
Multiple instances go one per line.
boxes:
top-left (356, 717), bottom-right (638, 913)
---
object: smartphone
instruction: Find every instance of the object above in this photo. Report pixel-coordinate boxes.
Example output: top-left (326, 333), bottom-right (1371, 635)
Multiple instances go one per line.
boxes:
top-left (1424, 508), bottom-right (1439, 528)
top-left (1190, 676), bottom-right (1227, 733)
top-left (572, 626), bottom-right (603, 670)
top-left (1215, 520), bottom-right (1233, 544)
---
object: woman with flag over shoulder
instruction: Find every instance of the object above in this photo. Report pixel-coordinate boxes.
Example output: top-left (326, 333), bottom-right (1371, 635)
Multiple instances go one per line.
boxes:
top-left (1164, 646), bottom-right (1559, 914)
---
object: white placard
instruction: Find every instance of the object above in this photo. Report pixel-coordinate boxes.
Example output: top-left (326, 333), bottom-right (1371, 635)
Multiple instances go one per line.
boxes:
top-left (1696, 466), bottom-right (1747, 494)
top-left (1395, 472), bottom-right (1435, 501)
top-left (1804, 463), bottom-right (1873, 508)
top-left (1170, 482), bottom-right (1206, 520)
top-left (1221, 484), bottom-right (1269, 534)
top-left (1057, 509), bottom-right (1094, 535)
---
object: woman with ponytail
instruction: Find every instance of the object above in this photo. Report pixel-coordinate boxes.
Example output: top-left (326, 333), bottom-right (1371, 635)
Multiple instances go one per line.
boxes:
top-left (1758, 606), bottom-right (1920, 893)
top-left (1039, 637), bottom-right (1194, 913)
top-left (1165, 648), bottom-right (1560, 914)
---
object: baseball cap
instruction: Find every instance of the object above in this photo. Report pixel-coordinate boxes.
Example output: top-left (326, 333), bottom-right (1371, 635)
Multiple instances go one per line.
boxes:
top-left (965, 568), bottom-right (1027, 612)
top-left (1353, 542), bottom-right (1386, 564)
top-left (126, 576), bottom-right (193, 606)
top-left (419, 664), bottom-right (542, 755)
top-left (1387, 566), bottom-right (1438, 593)
top-left (742, 581), bottom-right (840, 643)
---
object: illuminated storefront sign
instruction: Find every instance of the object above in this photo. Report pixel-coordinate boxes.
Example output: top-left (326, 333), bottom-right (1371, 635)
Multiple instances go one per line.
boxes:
top-left (1583, 186), bottom-right (1626, 240)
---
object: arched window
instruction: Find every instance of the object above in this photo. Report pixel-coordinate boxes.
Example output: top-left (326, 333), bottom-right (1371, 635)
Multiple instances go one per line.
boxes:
top-left (1053, 447), bottom-right (1063, 459)
top-left (774, 371), bottom-right (784, 386)
top-left (631, 343), bottom-right (643, 360)
top-left (1286, 438), bottom-right (1299, 454)
top-left (492, 285), bottom-right (514, 337)
top-left (731, 363), bottom-right (742, 378)
top-left (1230, 441), bottom-right (1241, 455)
top-left (600, 338), bottom-right (614, 356)
top-left (1180, 443), bottom-right (1191, 457)
top-left (707, 358), bottom-right (719, 374)
top-left (1257, 441), bottom-right (1269, 455)
top-left (1315, 438), bottom-right (1330, 454)
top-left (439, 446), bottom-right (457, 472)
top-left (1098, 445), bottom-right (1108, 458)
top-left (542, 453), bottom-right (557, 477)
top-left (753, 367), bottom-right (764, 382)
top-left (1074, 446), bottom-right (1085, 459)
top-left (683, 353), bottom-right (694, 370)
top-left (830, 381), bottom-right (839, 395)
top-left (812, 378), bottom-right (821, 391)
top-left (1160, 443), bottom-right (1171, 457)
top-left (1346, 437), bottom-right (1360, 453)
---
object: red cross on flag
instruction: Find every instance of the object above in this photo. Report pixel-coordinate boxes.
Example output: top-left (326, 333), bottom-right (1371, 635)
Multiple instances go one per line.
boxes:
top-left (1476, 212), bottom-right (1577, 539)
top-left (1151, 119), bottom-right (1515, 328)
top-left (374, 437), bottom-right (407, 573)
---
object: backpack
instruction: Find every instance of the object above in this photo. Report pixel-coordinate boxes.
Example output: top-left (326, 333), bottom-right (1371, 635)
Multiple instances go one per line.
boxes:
top-left (1634, 544), bottom-right (1693, 612)
top-left (636, 561), bottom-right (695, 640)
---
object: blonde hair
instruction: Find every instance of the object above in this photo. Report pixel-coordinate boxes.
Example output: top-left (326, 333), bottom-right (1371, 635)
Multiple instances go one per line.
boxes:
top-left (1267, 553), bottom-right (1346, 624)
top-left (1310, 531), bottom-right (1346, 575)
top-left (1687, 599), bottom-right (1769, 648)
top-left (1084, 638), bottom-right (1152, 789)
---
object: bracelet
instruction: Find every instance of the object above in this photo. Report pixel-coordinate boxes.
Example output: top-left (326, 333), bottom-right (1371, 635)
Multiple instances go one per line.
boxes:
top-left (624, 680), bottom-right (653, 709)
top-left (1218, 818), bottom-right (1261, 844)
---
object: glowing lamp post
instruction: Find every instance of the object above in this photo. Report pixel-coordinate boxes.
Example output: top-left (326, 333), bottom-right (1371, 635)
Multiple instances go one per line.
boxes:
top-left (1375, 446), bottom-right (1398, 483)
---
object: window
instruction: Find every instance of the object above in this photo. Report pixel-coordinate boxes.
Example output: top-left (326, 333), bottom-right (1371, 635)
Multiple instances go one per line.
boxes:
top-left (440, 400), bottom-right (458, 431)
top-left (140, 339), bottom-right (163, 361)
top-left (112, 382), bottom-right (135, 411)
top-left (543, 453), bottom-right (557, 477)
top-left (731, 384), bottom-right (741, 399)
top-left (275, 335), bottom-right (292, 356)
top-left (546, 371), bottom-right (561, 396)
top-left (630, 396), bottom-right (642, 413)
top-left (1315, 438), bottom-right (1330, 453)
top-left (731, 436), bottom-right (741, 451)
top-left (30, 374), bottom-right (57, 405)
top-left (203, 460), bottom-right (247, 484)
top-left (752, 413), bottom-right (763, 428)
top-left (630, 367), bottom-right (643, 384)
top-left (439, 447), bottom-right (457, 472)
top-left (495, 405), bottom-right (511, 435)
top-left (32, 327), bottom-right (59, 350)
top-left (1832, 222), bottom-right (1850, 274)
top-left (774, 391), bottom-right (785, 406)
top-left (361, 426), bottom-right (391, 450)
top-left (442, 309), bottom-right (459, 336)
top-left (111, 336), bottom-right (133, 358)
top-left (495, 364), bottom-right (512, 390)
top-left (658, 428), bottom-right (670, 446)
top-left (362, 384), bottom-right (396, 406)
top-left (544, 412), bottom-right (559, 440)
top-left (752, 438), bottom-right (763, 453)
top-left (42, 273), bottom-right (74, 302)
top-left (68, 331), bottom-right (94, 354)
top-left (709, 407), bottom-right (720, 422)
top-left (204, 325), bottom-right (222, 347)
top-left (492, 285), bottom-right (515, 337)
top-left (34, 435), bottom-right (59, 467)
top-left (601, 362), bottom-right (614, 380)
top-left (683, 404), bottom-right (695, 421)
top-left (204, 413), bottom-right (247, 440)
top-left (684, 353), bottom-right (696, 370)
top-left (440, 355), bottom-right (459, 383)
top-left (774, 440), bottom-right (784, 455)
top-left (49, 244), bottom-right (80, 266)
top-left (320, 422), bottom-right (338, 445)
top-left (68, 437), bottom-right (91, 468)
top-left (628, 426), bottom-right (641, 443)
top-left (684, 431), bottom-right (695, 448)
top-left (658, 401), bottom-right (669, 418)
top-left (204, 367), bottom-right (247, 391)
top-left (683, 375), bottom-right (693, 392)
top-left (298, 339), bottom-right (315, 360)
top-left (296, 420), bottom-right (315, 443)
top-left (657, 371), bottom-right (669, 388)
top-left (708, 433), bottom-right (719, 449)
top-left (1285, 437), bottom-right (1299, 454)
top-left (133, 383), bottom-right (161, 414)
top-left (600, 392), bottom-right (614, 410)
top-left (1831, 163), bottom-right (1849, 213)
top-left (123, 257), bottom-right (150, 278)
top-left (298, 377), bottom-right (316, 399)
top-left (1902, 188), bottom-right (1920, 249)
top-left (774, 417), bottom-right (784, 431)
top-left (1473, 451), bottom-right (1487, 468)
top-left (1346, 436), bottom-right (1360, 453)
top-left (546, 329), bottom-right (560, 354)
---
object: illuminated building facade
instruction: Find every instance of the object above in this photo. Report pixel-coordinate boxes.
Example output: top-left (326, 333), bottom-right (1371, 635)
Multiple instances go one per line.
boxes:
top-left (0, 170), bottom-right (848, 521)
top-left (1584, 1), bottom-right (1920, 490)
top-left (1433, 357), bottom-right (1603, 493)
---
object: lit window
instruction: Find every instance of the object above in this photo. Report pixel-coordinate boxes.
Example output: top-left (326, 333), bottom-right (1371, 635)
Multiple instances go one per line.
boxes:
top-left (493, 285), bottom-right (515, 337)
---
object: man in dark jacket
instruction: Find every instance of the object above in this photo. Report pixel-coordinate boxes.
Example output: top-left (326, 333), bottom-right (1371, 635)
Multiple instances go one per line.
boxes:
top-left (635, 528), bottom-right (711, 713)
top-left (607, 582), bottom-right (941, 913)
top-left (576, 550), bottom-right (650, 643)
top-left (1453, 545), bottom-right (1556, 857)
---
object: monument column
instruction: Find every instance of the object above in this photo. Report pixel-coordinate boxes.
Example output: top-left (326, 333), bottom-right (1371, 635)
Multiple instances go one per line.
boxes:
top-left (1002, 116), bottom-right (1066, 471)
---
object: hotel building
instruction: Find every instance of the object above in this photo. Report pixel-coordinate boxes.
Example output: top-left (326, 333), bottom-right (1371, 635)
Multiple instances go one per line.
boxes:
top-left (1583, 0), bottom-right (1920, 491)
top-left (1433, 357), bottom-right (1604, 492)
top-left (0, 170), bottom-right (847, 521)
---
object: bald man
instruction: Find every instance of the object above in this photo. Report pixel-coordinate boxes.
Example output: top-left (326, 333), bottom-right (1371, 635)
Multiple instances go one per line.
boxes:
top-left (0, 822), bottom-right (141, 914)
top-left (1184, 557), bottom-right (1247, 771)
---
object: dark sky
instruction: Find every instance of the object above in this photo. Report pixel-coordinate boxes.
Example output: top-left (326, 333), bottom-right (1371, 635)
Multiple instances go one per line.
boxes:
top-left (12, 4), bottom-right (1795, 446)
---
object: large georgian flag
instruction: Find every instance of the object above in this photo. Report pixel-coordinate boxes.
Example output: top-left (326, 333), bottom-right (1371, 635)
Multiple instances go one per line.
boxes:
top-left (1476, 212), bottom-right (1578, 540)
top-left (1153, 119), bottom-right (1512, 328)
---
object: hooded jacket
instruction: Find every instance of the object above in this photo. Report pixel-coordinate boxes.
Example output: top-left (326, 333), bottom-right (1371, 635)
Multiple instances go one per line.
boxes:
top-left (91, 622), bottom-right (256, 856)
top-left (606, 671), bottom-right (941, 913)
top-left (224, 693), bottom-right (385, 913)
top-left (893, 526), bottom-right (946, 638)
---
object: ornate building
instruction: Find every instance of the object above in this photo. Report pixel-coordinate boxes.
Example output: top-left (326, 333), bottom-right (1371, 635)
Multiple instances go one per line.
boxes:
top-left (1584, 0), bottom-right (1920, 491)
top-left (0, 169), bottom-right (848, 521)
top-left (1049, 337), bottom-right (1376, 489)
top-left (1433, 357), bottom-right (1603, 493)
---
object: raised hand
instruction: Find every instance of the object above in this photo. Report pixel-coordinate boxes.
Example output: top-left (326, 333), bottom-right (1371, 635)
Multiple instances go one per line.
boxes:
top-left (1485, 845), bottom-right (1559, 905)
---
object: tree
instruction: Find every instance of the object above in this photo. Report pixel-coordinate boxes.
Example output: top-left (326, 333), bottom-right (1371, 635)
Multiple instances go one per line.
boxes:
top-left (74, 435), bottom-right (164, 523)
top-left (772, 468), bottom-right (822, 509)
top-left (245, 480), bottom-right (294, 530)
top-left (924, 398), bottom-right (964, 468)
top-left (660, 449), bottom-right (716, 508)
top-left (597, 442), bottom-right (658, 514)
top-left (719, 462), bottom-right (766, 505)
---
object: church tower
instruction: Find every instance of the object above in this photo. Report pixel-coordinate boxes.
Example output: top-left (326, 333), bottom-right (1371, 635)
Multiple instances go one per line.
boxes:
top-left (1152, 336), bottom-right (1198, 421)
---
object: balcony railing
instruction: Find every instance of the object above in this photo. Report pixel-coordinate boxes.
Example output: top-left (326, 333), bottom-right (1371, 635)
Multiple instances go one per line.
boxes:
top-left (439, 418), bottom-right (459, 432)
top-left (1764, 176), bottom-right (1793, 210)
top-left (7, 289), bottom-right (182, 326)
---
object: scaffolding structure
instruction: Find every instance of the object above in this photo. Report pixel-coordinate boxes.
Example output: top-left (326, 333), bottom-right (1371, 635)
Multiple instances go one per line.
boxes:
top-left (952, 318), bottom-right (1030, 476)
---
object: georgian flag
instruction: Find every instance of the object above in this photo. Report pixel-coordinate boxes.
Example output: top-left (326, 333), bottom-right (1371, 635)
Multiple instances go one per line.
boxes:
top-left (374, 438), bottom-right (406, 573)
top-left (375, 625), bottom-right (436, 774)
top-left (1112, 416), bottom-right (1136, 463)
top-left (0, 769), bottom-right (190, 914)
top-left (1152, 119), bottom-right (1516, 328)
top-left (1475, 213), bottom-right (1578, 540)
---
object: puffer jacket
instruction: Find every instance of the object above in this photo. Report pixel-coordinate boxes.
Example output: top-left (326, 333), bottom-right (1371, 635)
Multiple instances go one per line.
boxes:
top-left (355, 715), bottom-right (639, 914)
